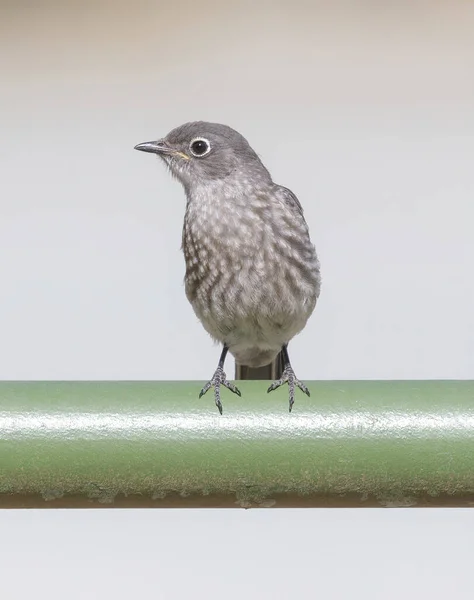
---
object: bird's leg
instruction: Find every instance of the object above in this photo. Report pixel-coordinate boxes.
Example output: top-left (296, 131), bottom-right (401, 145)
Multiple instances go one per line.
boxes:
top-left (267, 344), bottom-right (310, 412)
top-left (199, 345), bottom-right (241, 414)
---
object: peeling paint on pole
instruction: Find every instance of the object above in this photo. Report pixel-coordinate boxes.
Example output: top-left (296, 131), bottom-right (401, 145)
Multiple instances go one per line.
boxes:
top-left (0, 381), bottom-right (473, 508)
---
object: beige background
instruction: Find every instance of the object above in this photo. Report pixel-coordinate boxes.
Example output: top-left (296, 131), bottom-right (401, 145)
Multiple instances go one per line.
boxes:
top-left (1, 2), bottom-right (474, 598)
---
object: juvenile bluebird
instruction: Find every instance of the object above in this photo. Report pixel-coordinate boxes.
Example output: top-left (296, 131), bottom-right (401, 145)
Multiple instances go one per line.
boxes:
top-left (135, 122), bottom-right (321, 413)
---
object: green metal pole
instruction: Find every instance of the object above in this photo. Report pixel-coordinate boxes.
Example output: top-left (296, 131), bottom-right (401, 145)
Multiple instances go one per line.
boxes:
top-left (0, 381), bottom-right (473, 508)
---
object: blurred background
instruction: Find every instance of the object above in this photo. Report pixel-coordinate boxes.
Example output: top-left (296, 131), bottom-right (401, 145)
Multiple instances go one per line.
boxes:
top-left (1, 1), bottom-right (473, 598)
top-left (1, 0), bottom-right (473, 380)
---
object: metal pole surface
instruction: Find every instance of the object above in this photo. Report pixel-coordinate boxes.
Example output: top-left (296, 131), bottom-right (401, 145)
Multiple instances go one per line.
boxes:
top-left (0, 381), bottom-right (473, 508)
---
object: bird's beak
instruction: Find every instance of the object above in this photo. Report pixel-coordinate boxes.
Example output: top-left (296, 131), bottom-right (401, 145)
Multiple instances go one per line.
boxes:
top-left (134, 139), bottom-right (189, 160)
top-left (134, 139), bottom-right (172, 154)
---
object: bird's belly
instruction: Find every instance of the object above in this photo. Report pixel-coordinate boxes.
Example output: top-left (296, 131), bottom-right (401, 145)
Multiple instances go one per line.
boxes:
top-left (184, 221), bottom-right (320, 367)
top-left (188, 274), bottom-right (316, 367)
top-left (225, 313), bottom-right (309, 367)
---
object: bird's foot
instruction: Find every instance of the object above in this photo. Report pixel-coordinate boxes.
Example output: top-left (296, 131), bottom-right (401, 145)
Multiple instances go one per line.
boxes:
top-left (267, 366), bottom-right (310, 412)
top-left (199, 366), bottom-right (241, 415)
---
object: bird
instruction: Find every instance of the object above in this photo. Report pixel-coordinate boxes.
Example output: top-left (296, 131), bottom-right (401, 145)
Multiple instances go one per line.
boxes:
top-left (135, 122), bottom-right (321, 413)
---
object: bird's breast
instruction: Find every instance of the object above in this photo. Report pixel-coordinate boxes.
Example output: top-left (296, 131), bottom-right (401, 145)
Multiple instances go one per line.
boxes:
top-left (182, 187), bottom-right (320, 342)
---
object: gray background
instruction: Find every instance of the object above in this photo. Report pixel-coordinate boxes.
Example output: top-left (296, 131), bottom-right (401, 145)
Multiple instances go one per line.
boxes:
top-left (1, 1), bottom-right (473, 598)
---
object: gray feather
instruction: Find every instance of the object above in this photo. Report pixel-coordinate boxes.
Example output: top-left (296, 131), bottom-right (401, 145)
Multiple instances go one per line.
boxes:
top-left (152, 121), bottom-right (321, 368)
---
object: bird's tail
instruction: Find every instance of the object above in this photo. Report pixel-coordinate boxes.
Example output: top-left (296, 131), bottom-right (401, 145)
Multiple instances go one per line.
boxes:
top-left (235, 351), bottom-right (284, 381)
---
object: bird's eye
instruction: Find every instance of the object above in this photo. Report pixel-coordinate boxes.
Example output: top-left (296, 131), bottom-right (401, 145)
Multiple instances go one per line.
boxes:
top-left (189, 137), bottom-right (211, 157)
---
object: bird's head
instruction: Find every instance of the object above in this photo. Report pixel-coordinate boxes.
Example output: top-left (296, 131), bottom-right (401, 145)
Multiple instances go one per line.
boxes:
top-left (135, 121), bottom-right (270, 189)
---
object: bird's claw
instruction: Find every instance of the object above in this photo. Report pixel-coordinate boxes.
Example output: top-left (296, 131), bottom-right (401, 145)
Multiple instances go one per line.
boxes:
top-left (267, 366), bottom-right (310, 412)
top-left (199, 366), bottom-right (241, 414)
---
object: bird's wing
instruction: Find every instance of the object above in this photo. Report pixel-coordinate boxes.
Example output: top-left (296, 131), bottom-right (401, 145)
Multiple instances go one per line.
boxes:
top-left (276, 185), bottom-right (306, 219)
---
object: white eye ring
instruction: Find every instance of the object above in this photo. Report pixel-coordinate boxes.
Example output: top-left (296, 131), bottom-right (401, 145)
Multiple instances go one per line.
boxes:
top-left (189, 137), bottom-right (211, 157)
